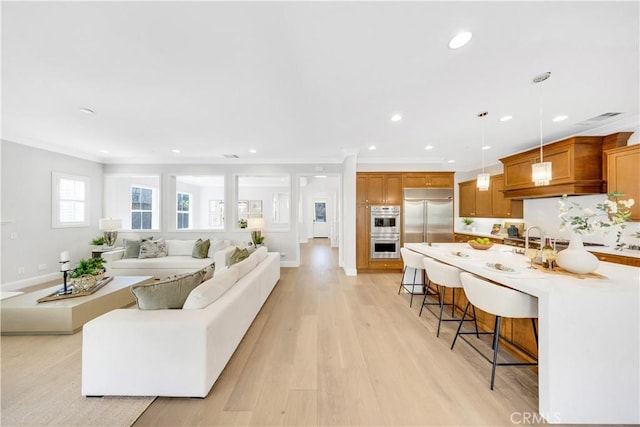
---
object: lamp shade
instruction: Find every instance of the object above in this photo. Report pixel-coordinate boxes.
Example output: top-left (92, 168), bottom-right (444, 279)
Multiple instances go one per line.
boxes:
top-left (99, 218), bottom-right (122, 231)
top-left (532, 162), bottom-right (552, 186)
top-left (247, 217), bottom-right (265, 230)
top-left (476, 173), bottom-right (490, 191)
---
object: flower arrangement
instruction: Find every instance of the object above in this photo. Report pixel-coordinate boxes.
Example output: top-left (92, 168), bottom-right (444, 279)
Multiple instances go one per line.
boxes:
top-left (558, 192), bottom-right (634, 248)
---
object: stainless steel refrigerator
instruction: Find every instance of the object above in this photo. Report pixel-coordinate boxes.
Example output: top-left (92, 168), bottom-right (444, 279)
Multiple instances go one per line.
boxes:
top-left (403, 188), bottom-right (454, 244)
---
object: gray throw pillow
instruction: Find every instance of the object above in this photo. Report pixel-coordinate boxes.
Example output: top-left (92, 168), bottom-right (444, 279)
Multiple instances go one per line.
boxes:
top-left (228, 247), bottom-right (250, 266)
top-left (131, 269), bottom-right (205, 310)
top-left (139, 238), bottom-right (168, 259)
top-left (123, 237), bottom-right (153, 259)
top-left (192, 238), bottom-right (211, 259)
top-left (200, 263), bottom-right (215, 282)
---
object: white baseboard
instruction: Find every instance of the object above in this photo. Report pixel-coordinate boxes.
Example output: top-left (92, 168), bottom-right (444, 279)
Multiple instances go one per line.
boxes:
top-left (1, 272), bottom-right (60, 292)
top-left (343, 267), bottom-right (357, 276)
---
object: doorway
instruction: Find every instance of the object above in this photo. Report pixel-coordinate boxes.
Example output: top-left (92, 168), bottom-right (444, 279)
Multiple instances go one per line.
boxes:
top-left (313, 200), bottom-right (329, 238)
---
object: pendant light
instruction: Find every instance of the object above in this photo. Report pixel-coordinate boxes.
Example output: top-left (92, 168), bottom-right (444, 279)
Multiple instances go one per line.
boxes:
top-left (476, 111), bottom-right (490, 191)
top-left (532, 72), bottom-right (552, 186)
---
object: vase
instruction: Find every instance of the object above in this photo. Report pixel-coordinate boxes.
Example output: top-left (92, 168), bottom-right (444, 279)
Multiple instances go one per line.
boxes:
top-left (556, 233), bottom-right (600, 274)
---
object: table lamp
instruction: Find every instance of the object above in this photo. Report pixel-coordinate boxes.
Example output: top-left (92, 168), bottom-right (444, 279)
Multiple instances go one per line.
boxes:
top-left (247, 217), bottom-right (265, 246)
top-left (99, 218), bottom-right (122, 247)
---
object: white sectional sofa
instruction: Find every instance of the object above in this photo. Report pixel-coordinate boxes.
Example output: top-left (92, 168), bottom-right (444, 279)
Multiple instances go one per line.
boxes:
top-left (82, 248), bottom-right (280, 398)
top-left (101, 239), bottom-right (235, 278)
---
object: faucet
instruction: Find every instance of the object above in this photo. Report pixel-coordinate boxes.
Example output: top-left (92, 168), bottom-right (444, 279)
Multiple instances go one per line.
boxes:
top-left (524, 225), bottom-right (545, 252)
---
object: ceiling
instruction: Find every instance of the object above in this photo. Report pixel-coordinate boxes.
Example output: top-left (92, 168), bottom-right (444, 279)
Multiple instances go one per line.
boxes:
top-left (2, 1), bottom-right (639, 171)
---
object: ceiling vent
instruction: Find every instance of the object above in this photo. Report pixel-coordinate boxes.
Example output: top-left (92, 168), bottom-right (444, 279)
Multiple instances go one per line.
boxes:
top-left (575, 112), bottom-right (622, 126)
top-left (223, 154), bottom-right (239, 159)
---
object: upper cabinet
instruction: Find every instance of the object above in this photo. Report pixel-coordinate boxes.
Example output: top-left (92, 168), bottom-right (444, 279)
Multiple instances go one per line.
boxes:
top-left (500, 136), bottom-right (605, 199)
top-left (403, 172), bottom-right (454, 188)
top-left (357, 173), bottom-right (402, 205)
top-left (458, 175), bottom-right (523, 218)
top-left (606, 144), bottom-right (639, 221)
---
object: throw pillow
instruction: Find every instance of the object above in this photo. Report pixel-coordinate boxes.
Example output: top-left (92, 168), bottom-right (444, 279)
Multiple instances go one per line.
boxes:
top-left (228, 247), bottom-right (250, 266)
top-left (123, 237), bottom-right (153, 259)
top-left (139, 238), bottom-right (168, 259)
top-left (182, 265), bottom-right (240, 309)
top-left (166, 239), bottom-right (197, 256)
top-left (131, 269), bottom-right (205, 310)
top-left (201, 263), bottom-right (215, 282)
top-left (192, 238), bottom-right (211, 259)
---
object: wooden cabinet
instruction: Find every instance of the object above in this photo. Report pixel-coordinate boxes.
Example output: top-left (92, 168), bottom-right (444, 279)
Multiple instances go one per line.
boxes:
top-left (356, 172), bottom-right (403, 271)
top-left (358, 173), bottom-right (402, 205)
top-left (356, 204), bottom-right (370, 269)
top-left (591, 250), bottom-right (640, 267)
top-left (606, 144), bottom-right (640, 220)
top-left (459, 176), bottom-right (522, 218)
top-left (500, 136), bottom-right (605, 199)
top-left (403, 172), bottom-right (454, 188)
top-left (490, 175), bottom-right (523, 218)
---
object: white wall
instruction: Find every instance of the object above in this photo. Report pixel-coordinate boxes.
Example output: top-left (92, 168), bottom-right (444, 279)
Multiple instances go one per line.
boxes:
top-left (1, 141), bottom-right (104, 289)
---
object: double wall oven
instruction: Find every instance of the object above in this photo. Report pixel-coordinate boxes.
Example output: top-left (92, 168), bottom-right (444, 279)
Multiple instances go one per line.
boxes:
top-left (370, 205), bottom-right (401, 259)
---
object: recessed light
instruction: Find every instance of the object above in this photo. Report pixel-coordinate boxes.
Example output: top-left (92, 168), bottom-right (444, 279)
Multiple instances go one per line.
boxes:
top-left (391, 114), bottom-right (402, 122)
top-left (482, 146), bottom-right (491, 150)
top-left (79, 107), bottom-right (95, 115)
top-left (99, 149), bottom-right (109, 154)
top-left (314, 175), bottom-right (328, 178)
top-left (249, 149), bottom-right (257, 154)
top-left (425, 145), bottom-right (434, 150)
top-left (552, 115), bottom-right (568, 122)
top-left (500, 115), bottom-right (513, 122)
top-left (449, 31), bottom-right (472, 49)
top-left (447, 159), bottom-right (455, 163)
top-left (369, 145), bottom-right (376, 150)
top-left (172, 149), bottom-right (181, 154)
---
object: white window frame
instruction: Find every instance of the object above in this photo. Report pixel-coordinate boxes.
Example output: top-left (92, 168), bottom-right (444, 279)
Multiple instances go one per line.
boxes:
top-left (131, 185), bottom-right (155, 230)
top-left (52, 172), bottom-right (90, 228)
top-left (176, 192), bottom-right (191, 230)
top-left (208, 200), bottom-right (225, 229)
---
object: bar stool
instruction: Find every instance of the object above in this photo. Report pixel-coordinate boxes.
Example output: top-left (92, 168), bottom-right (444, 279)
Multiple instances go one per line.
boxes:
top-left (398, 248), bottom-right (428, 307)
top-left (420, 258), bottom-right (478, 338)
top-left (451, 272), bottom-right (538, 390)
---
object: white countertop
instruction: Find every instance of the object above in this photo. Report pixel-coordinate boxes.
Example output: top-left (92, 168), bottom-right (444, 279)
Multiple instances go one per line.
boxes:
top-left (405, 242), bottom-right (639, 425)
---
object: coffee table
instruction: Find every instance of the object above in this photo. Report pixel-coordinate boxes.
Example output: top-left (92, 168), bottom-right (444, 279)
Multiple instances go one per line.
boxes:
top-left (1, 276), bottom-right (153, 335)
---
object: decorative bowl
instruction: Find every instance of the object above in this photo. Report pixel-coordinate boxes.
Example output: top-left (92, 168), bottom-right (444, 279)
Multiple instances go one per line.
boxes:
top-left (468, 241), bottom-right (494, 250)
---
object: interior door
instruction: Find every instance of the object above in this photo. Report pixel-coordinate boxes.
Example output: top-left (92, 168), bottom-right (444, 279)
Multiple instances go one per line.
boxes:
top-left (313, 200), bottom-right (329, 238)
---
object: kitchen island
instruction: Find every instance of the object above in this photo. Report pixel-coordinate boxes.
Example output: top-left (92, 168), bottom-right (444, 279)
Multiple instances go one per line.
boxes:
top-left (406, 242), bottom-right (639, 425)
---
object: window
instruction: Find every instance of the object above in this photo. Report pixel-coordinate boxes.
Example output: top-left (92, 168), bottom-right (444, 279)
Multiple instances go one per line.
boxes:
top-left (209, 200), bottom-right (224, 229)
top-left (52, 172), bottom-right (89, 228)
top-left (104, 174), bottom-right (160, 230)
top-left (177, 192), bottom-right (191, 229)
top-left (131, 186), bottom-right (154, 230)
top-left (174, 175), bottom-right (225, 230)
top-left (314, 201), bottom-right (327, 222)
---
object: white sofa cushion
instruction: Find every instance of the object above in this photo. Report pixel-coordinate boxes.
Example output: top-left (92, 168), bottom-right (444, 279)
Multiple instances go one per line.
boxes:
top-left (166, 240), bottom-right (197, 256)
top-left (112, 255), bottom-right (212, 270)
top-left (234, 254), bottom-right (258, 279)
top-left (182, 265), bottom-right (240, 310)
top-left (131, 269), bottom-right (205, 310)
top-left (254, 246), bottom-right (268, 263)
top-left (207, 239), bottom-right (230, 258)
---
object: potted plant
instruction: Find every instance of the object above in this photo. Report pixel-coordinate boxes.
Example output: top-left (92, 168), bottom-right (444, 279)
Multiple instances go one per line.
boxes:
top-left (69, 257), bottom-right (106, 291)
top-left (462, 217), bottom-right (474, 231)
top-left (252, 234), bottom-right (265, 246)
top-left (91, 236), bottom-right (106, 246)
top-left (238, 219), bottom-right (248, 229)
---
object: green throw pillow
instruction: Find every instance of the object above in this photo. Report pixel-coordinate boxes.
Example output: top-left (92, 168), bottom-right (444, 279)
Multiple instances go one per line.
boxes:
top-left (130, 269), bottom-right (205, 310)
top-left (228, 247), bottom-right (250, 266)
top-left (192, 238), bottom-right (211, 259)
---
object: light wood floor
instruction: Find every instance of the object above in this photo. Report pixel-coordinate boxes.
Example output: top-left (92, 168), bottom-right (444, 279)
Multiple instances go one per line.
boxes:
top-left (135, 239), bottom-right (540, 427)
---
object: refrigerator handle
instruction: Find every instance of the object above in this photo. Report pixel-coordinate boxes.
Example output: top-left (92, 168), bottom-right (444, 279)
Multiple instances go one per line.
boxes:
top-left (423, 201), bottom-right (428, 243)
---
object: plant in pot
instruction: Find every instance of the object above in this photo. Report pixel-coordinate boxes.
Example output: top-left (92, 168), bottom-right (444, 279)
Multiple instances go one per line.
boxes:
top-left (91, 236), bottom-right (106, 246)
top-left (69, 257), bottom-right (106, 292)
top-left (462, 217), bottom-right (474, 231)
top-left (252, 234), bottom-right (265, 246)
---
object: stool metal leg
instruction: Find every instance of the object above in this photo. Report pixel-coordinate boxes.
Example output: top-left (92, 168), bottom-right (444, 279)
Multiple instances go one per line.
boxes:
top-left (409, 268), bottom-right (418, 307)
top-left (437, 287), bottom-right (447, 337)
top-left (398, 266), bottom-right (407, 295)
top-left (472, 306), bottom-right (480, 338)
top-left (490, 316), bottom-right (502, 390)
top-left (451, 288), bottom-right (456, 316)
top-left (532, 318), bottom-right (538, 348)
top-left (450, 302), bottom-right (471, 350)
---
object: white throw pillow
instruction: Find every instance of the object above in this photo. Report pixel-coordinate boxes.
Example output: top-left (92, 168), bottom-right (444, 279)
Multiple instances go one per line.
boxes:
top-left (207, 239), bottom-right (230, 258)
top-left (254, 246), bottom-right (268, 263)
top-left (182, 265), bottom-right (240, 309)
top-left (166, 239), bottom-right (197, 256)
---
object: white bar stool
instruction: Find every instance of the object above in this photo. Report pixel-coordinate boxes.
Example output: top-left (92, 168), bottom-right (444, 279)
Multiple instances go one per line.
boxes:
top-left (420, 258), bottom-right (478, 338)
top-left (451, 272), bottom-right (538, 390)
top-left (398, 248), bottom-right (430, 307)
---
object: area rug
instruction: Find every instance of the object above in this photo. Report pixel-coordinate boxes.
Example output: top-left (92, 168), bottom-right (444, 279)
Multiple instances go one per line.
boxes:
top-left (1, 332), bottom-right (156, 426)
